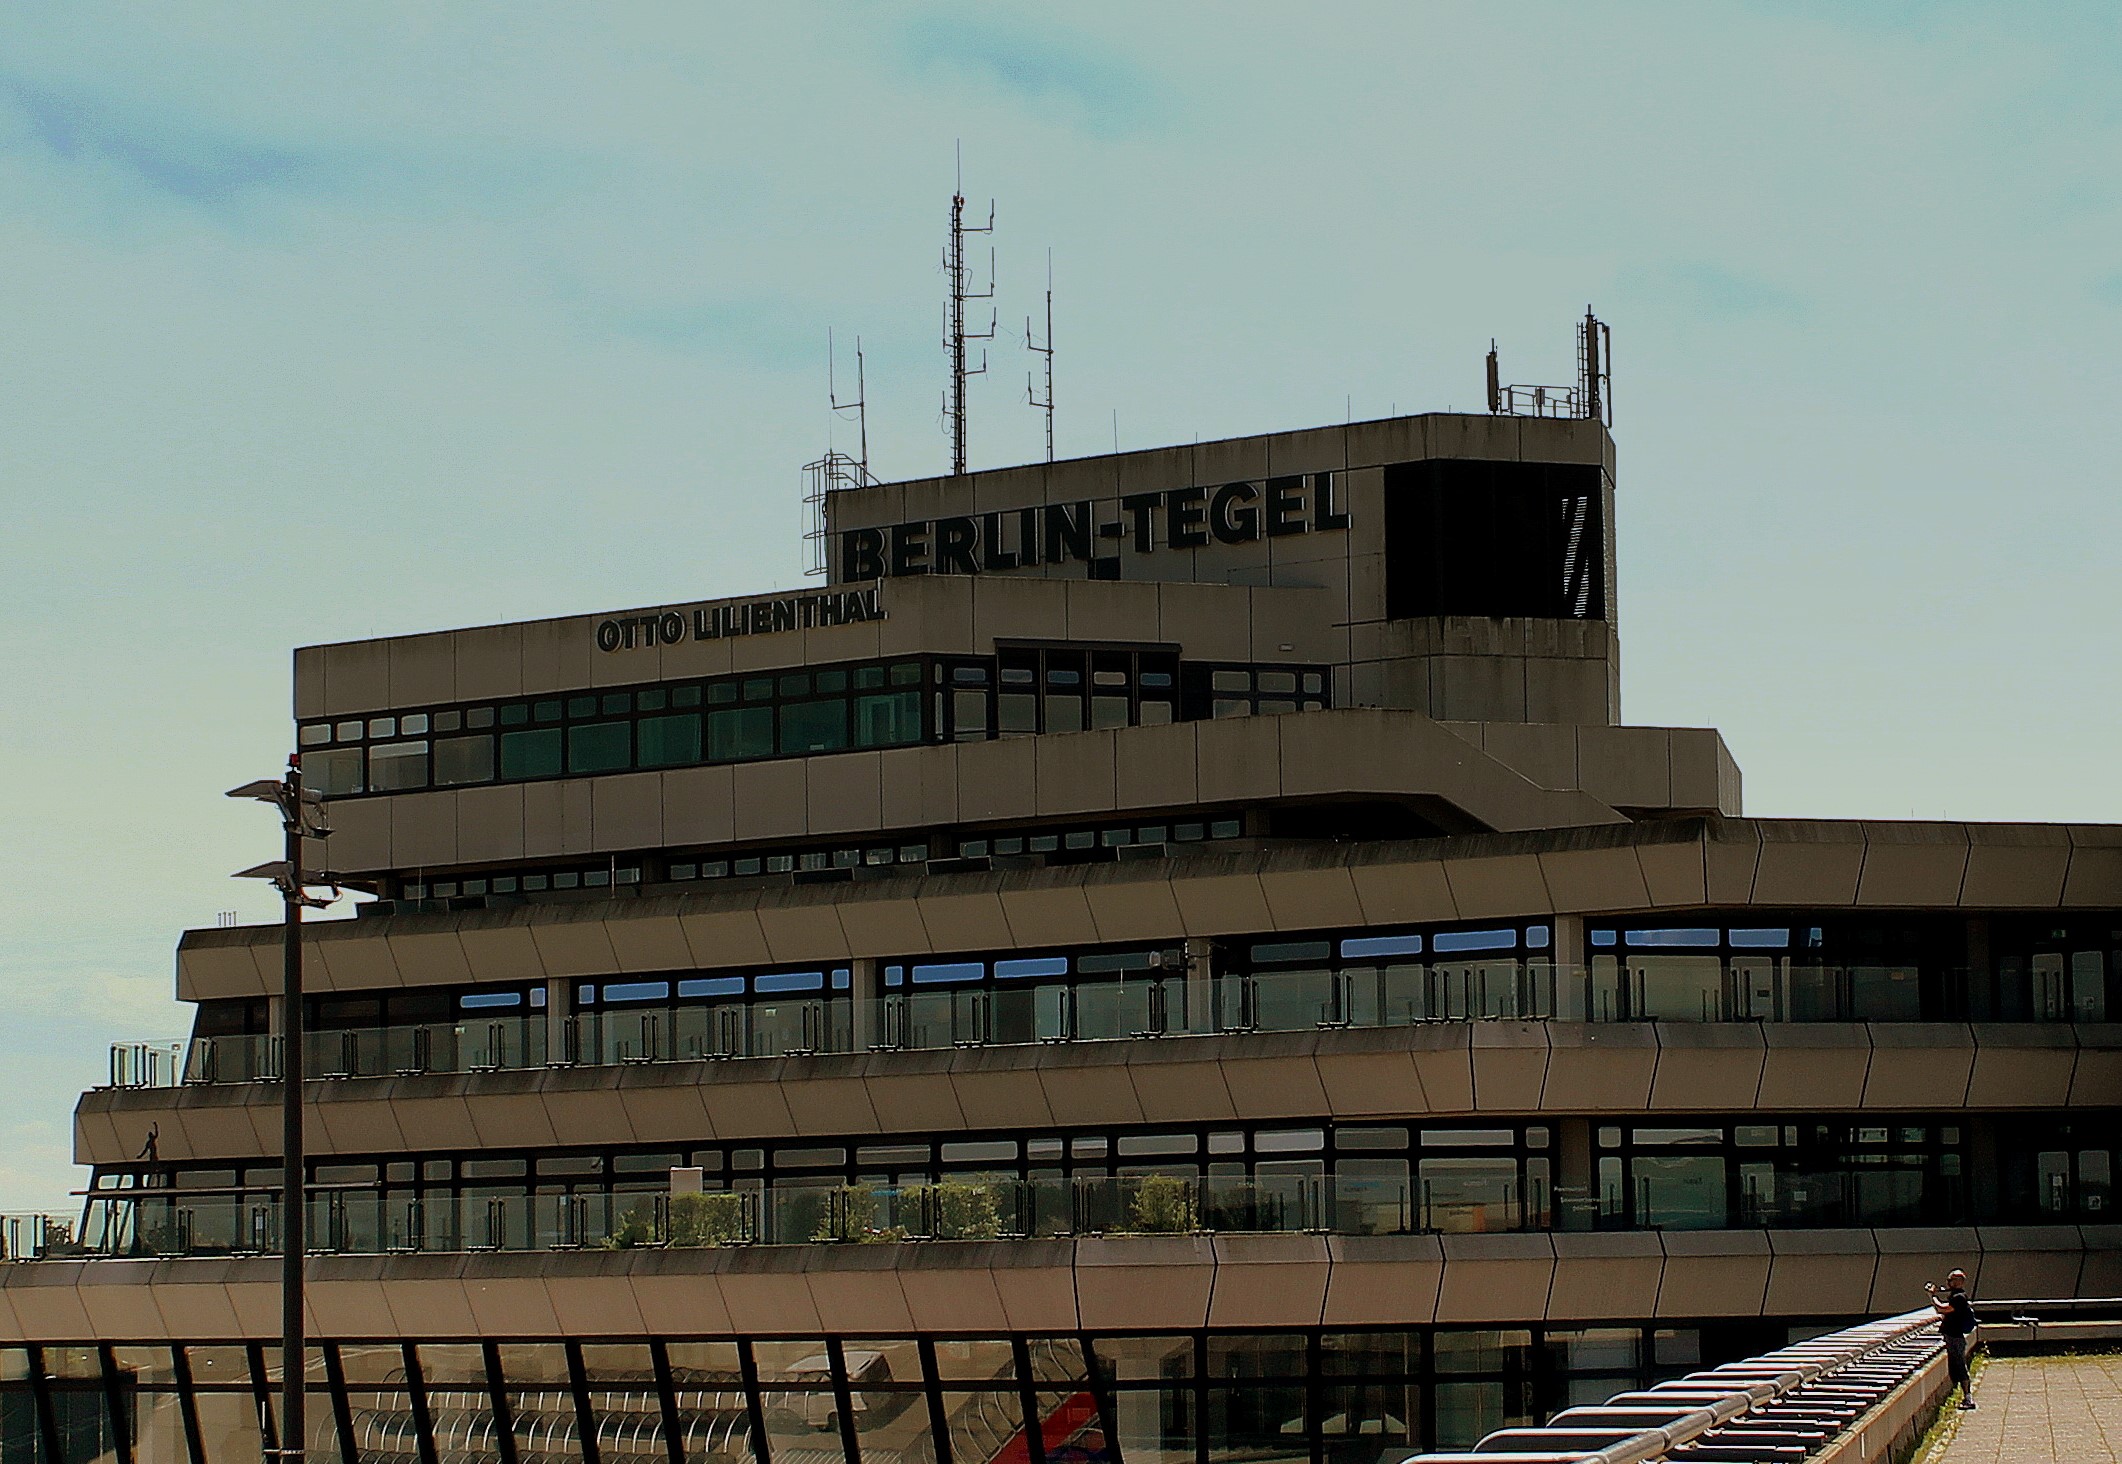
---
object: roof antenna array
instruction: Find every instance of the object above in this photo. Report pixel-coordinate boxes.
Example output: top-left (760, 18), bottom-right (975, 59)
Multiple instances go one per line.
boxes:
top-left (1485, 308), bottom-right (1614, 425)
top-left (942, 144), bottom-right (995, 476)
top-left (1026, 249), bottom-right (1055, 463)
top-left (802, 329), bottom-right (880, 578)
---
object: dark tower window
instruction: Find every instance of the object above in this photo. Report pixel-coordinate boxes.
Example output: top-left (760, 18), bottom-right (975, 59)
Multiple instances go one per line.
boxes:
top-left (1383, 459), bottom-right (1605, 620)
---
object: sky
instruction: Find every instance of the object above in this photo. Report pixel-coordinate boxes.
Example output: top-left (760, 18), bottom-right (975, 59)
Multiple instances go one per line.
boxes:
top-left (2, 2), bottom-right (2119, 1215)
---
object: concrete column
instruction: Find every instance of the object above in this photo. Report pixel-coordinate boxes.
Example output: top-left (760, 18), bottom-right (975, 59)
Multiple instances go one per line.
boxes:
top-left (850, 957), bottom-right (881, 1051)
top-left (1184, 938), bottom-right (1216, 1034)
top-left (1550, 914), bottom-right (1586, 1020)
top-left (1556, 1116), bottom-right (1594, 1230)
top-left (545, 977), bottom-right (570, 1063)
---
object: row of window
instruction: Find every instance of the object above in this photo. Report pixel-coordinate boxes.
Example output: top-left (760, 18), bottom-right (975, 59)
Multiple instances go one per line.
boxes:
top-left (299, 650), bottom-right (1333, 799)
top-left (390, 816), bottom-right (1255, 903)
top-left (0, 1323), bottom-right (1783, 1463)
top-left (91, 1116), bottom-right (2113, 1246)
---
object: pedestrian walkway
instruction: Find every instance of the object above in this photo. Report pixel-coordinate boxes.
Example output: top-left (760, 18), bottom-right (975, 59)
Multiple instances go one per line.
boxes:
top-left (1933, 1353), bottom-right (2122, 1463)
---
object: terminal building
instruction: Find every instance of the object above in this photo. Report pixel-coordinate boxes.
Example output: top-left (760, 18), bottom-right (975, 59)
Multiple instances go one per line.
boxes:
top-left (3, 399), bottom-right (2119, 1464)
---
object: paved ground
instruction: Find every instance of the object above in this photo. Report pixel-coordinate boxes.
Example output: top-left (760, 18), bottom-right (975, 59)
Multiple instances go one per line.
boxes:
top-left (1933, 1353), bottom-right (2122, 1463)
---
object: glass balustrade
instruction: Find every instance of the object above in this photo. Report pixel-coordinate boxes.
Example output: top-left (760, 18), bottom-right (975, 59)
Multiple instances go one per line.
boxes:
top-left (107, 955), bottom-right (2101, 1094)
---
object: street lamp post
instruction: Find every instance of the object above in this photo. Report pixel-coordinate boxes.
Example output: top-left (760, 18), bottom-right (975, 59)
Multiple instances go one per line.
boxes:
top-left (229, 759), bottom-right (334, 1463)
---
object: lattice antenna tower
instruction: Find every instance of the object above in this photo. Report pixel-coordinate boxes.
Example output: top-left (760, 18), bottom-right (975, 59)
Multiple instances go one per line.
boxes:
top-left (942, 148), bottom-right (995, 476)
top-left (1026, 249), bottom-right (1055, 463)
top-left (803, 329), bottom-right (880, 578)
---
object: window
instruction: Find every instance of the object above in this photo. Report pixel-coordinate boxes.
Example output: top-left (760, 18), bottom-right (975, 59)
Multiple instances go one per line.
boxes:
top-left (780, 699), bottom-right (849, 755)
top-left (637, 713), bottom-right (701, 768)
top-left (568, 721), bottom-right (631, 774)
top-left (499, 728), bottom-right (563, 780)
top-left (708, 706), bottom-right (774, 761)
top-left (433, 735), bottom-right (495, 786)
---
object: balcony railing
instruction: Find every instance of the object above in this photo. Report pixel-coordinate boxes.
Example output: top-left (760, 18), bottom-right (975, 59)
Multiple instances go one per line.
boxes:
top-left (62, 1172), bottom-right (1550, 1261)
top-left (105, 961), bottom-right (2079, 1092)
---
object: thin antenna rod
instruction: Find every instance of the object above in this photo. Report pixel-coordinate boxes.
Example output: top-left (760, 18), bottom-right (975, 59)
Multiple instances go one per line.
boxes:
top-left (829, 329), bottom-right (868, 477)
top-left (1027, 248), bottom-right (1054, 463)
top-left (942, 148), bottom-right (995, 477)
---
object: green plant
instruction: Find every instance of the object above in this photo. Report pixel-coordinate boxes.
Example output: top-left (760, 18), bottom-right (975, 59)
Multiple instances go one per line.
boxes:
top-left (1129, 1174), bottom-right (1198, 1233)
top-left (928, 1180), bottom-right (1004, 1240)
top-left (810, 1186), bottom-right (875, 1242)
top-left (600, 1201), bottom-right (661, 1250)
top-left (670, 1192), bottom-right (750, 1248)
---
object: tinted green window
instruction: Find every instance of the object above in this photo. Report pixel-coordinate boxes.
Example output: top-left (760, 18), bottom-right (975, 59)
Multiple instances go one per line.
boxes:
top-left (499, 703), bottom-right (530, 726)
top-left (499, 728), bottom-right (563, 779)
top-left (890, 661), bottom-right (921, 685)
top-left (433, 735), bottom-right (496, 787)
top-left (780, 699), bottom-right (848, 754)
top-left (638, 713), bottom-right (702, 768)
top-left (707, 706), bottom-right (774, 761)
top-left (568, 721), bottom-right (631, 774)
top-left (707, 682), bottom-right (738, 705)
top-left (854, 690), bottom-right (922, 748)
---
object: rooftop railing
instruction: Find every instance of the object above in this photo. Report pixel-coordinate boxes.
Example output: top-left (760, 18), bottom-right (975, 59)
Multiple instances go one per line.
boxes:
top-left (103, 960), bottom-right (2084, 1093)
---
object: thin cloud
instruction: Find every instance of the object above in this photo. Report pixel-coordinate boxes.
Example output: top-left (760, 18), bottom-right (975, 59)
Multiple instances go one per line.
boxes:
top-left (0, 71), bottom-right (331, 214)
top-left (1631, 261), bottom-right (1808, 321)
top-left (897, 14), bottom-right (1163, 137)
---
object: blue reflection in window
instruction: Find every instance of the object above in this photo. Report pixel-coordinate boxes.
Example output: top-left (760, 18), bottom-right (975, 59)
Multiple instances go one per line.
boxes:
top-left (1729, 929), bottom-right (1791, 949)
top-left (1526, 926), bottom-right (1551, 949)
top-left (755, 971), bottom-right (825, 994)
top-left (460, 991), bottom-right (523, 1009)
top-left (1340, 934), bottom-right (1423, 959)
top-left (831, 968), bottom-right (851, 990)
top-left (603, 981), bottom-right (670, 1003)
top-left (913, 961), bottom-right (984, 985)
top-left (996, 956), bottom-right (1070, 980)
top-left (1433, 929), bottom-right (1517, 954)
top-left (883, 964), bottom-right (905, 988)
top-left (678, 976), bottom-right (746, 999)
top-left (1590, 931), bottom-right (1617, 948)
top-left (1626, 929), bottom-right (1720, 948)
top-left (529, 987), bottom-right (547, 1008)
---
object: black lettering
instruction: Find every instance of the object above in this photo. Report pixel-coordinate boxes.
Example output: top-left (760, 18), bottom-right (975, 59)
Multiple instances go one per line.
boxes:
top-left (1017, 506), bottom-right (1042, 566)
top-left (1166, 486), bottom-right (1209, 549)
top-left (770, 600), bottom-right (796, 634)
top-left (1210, 482), bottom-right (1260, 543)
top-left (1312, 471), bottom-right (1349, 530)
top-left (841, 528), bottom-right (885, 581)
top-left (596, 620), bottom-right (622, 653)
top-left (935, 516), bottom-right (979, 575)
top-left (819, 594), bottom-right (842, 627)
top-left (659, 612), bottom-right (684, 644)
top-left (980, 511), bottom-right (1018, 571)
top-left (889, 521), bottom-right (930, 576)
top-left (1266, 475), bottom-right (1307, 537)
top-left (799, 597), bottom-right (817, 629)
top-left (861, 588), bottom-right (882, 619)
top-left (1044, 501), bottom-right (1092, 563)
top-left (693, 609), bottom-right (714, 640)
top-left (1121, 492), bottom-right (1161, 552)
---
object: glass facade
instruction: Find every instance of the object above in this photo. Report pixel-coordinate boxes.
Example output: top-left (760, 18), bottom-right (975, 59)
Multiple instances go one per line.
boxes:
top-left (0, 1324), bottom-right (1761, 1462)
top-left (75, 1111), bottom-right (2114, 1261)
top-left (297, 652), bottom-right (1332, 800)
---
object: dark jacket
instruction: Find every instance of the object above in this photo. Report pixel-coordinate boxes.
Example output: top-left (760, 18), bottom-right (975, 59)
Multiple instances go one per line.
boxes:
top-left (1939, 1288), bottom-right (1978, 1337)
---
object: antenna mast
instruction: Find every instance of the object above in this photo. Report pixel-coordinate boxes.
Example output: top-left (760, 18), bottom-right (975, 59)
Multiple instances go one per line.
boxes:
top-left (803, 330), bottom-right (880, 578)
top-left (830, 328), bottom-right (869, 477)
top-left (1027, 249), bottom-right (1054, 462)
top-left (942, 150), bottom-right (995, 476)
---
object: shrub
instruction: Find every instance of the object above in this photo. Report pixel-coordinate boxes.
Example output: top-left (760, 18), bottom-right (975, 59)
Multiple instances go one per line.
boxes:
top-left (928, 1180), bottom-right (1003, 1240)
top-left (1129, 1174), bottom-right (1198, 1233)
top-left (670, 1192), bottom-right (750, 1248)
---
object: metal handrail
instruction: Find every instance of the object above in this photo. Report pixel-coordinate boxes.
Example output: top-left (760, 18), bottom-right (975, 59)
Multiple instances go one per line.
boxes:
top-left (1406, 1306), bottom-right (1943, 1463)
